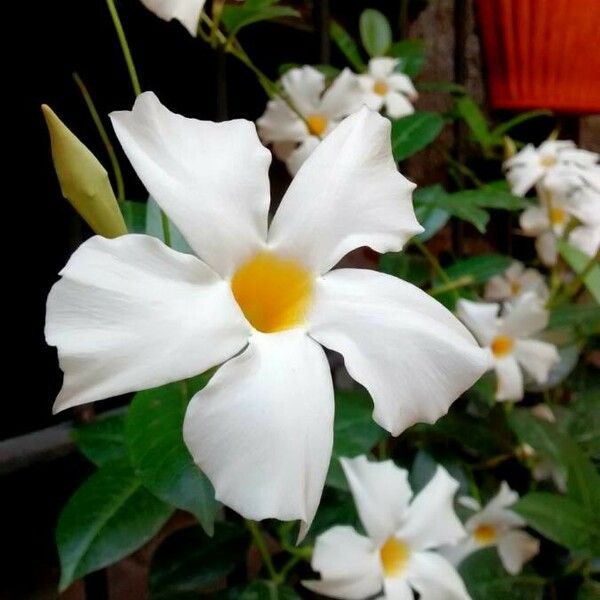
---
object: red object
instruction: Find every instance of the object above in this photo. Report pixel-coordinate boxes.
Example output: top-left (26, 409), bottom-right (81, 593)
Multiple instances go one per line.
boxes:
top-left (475, 0), bottom-right (600, 114)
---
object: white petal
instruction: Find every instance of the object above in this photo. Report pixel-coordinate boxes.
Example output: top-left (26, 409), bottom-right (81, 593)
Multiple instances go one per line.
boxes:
top-left (388, 73), bottom-right (418, 98)
top-left (281, 66), bottom-right (325, 115)
top-left (497, 530), bottom-right (539, 575)
top-left (535, 230), bottom-right (558, 266)
top-left (504, 145), bottom-right (544, 196)
top-left (309, 270), bottom-right (491, 436)
top-left (369, 57), bottom-right (399, 79)
top-left (505, 262), bottom-right (525, 279)
top-left (285, 136), bottom-right (321, 176)
top-left (383, 578), bottom-right (415, 600)
top-left (438, 537), bottom-right (480, 567)
top-left (467, 482), bottom-right (524, 532)
top-left (257, 98), bottom-right (308, 144)
top-left (320, 69), bottom-right (364, 119)
top-left (385, 92), bottom-right (415, 119)
top-left (483, 275), bottom-right (512, 301)
top-left (183, 329), bottom-right (333, 536)
top-left (514, 339), bottom-right (560, 384)
top-left (46, 235), bottom-right (249, 412)
top-left (268, 108), bottom-right (422, 274)
top-left (494, 356), bottom-right (524, 401)
top-left (520, 206), bottom-right (549, 235)
top-left (456, 299), bottom-right (500, 346)
top-left (396, 467), bottom-right (466, 551)
top-left (406, 552), bottom-right (471, 600)
top-left (500, 293), bottom-right (549, 338)
top-left (569, 224), bottom-right (600, 257)
top-left (519, 269), bottom-right (549, 300)
top-left (110, 92), bottom-right (270, 277)
top-left (139, 0), bottom-right (205, 36)
top-left (340, 456), bottom-right (413, 545)
top-left (303, 525), bottom-right (382, 600)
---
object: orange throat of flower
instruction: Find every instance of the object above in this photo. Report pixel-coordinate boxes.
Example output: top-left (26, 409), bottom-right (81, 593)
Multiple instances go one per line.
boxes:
top-left (474, 523), bottom-right (498, 545)
top-left (306, 114), bottom-right (328, 137)
top-left (380, 537), bottom-right (410, 577)
top-left (373, 80), bottom-right (389, 96)
top-left (549, 206), bottom-right (566, 226)
top-left (491, 335), bottom-right (514, 358)
top-left (510, 280), bottom-right (522, 296)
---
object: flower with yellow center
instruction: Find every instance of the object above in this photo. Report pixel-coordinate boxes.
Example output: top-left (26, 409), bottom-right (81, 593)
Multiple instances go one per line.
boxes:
top-left (440, 483), bottom-right (540, 575)
top-left (46, 92), bottom-right (489, 536)
top-left (305, 113), bottom-right (328, 137)
top-left (139, 0), bottom-right (206, 36)
top-left (304, 456), bottom-right (470, 599)
top-left (457, 294), bottom-right (559, 402)
top-left (484, 261), bottom-right (549, 302)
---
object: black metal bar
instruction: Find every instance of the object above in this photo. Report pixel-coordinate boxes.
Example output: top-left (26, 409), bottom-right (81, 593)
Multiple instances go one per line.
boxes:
top-left (216, 46), bottom-right (228, 121)
top-left (314, 0), bottom-right (330, 64)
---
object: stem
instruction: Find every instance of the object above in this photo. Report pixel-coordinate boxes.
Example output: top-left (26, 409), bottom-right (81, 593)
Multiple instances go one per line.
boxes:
top-left (556, 250), bottom-right (600, 304)
top-left (72, 72), bottom-right (126, 202)
top-left (160, 211), bottom-right (172, 247)
top-left (428, 275), bottom-right (473, 296)
top-left (245, 521), bottom-right (280, 584)
top-left (412, 239), bottom-right (460, 302)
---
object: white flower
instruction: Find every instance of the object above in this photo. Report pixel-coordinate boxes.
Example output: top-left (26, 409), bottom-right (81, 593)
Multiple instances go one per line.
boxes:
top-left (46, 92), bottom-right (489, 535)
top-left (358, 58), bottom-right (418, 119)
top-left (139, 0), bottom-right (205, 36)
top-left (503, 140), bottom-right (599, 197)
top-left (303, 456), bottom-right (471, 600)
top-left (484, 261), bottom-right (548, 302)
top-left (457, 294), bottom-right (559, 401)
top-left (257, 66), bottom-right (363, 175)
top-left (441, 482), bottom-right (539, 575)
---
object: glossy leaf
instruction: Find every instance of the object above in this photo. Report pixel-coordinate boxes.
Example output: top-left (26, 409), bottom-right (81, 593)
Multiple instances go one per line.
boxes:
top-left (391, 112), bottom-right (445, 161)
top-left (146, 196), bottom-right (193, 254)
top-left (221, 0), bottom-right (298, 36)
top-left (359, 9), bottom-right (392, 57)
top-left (388, 39), bottom-right (426, 77)
top-left (549, 304), bottom-right (600, 332)
top-left (329, 21), bottom-right (366, 72)
top-left (444, 254), bottom-right (513, 285)
top-left (455, 96), bottom-right (492, 148)
top-left (120, 200), bottom-right (147, 234)
top-left (378, 252), bottom-right (430, 286)
top-left (449, 187), bottom-right (530, 211)
top-left (72, 413), bottom-right (127, 467)
top-left (558, 241), bottom-right (600, 304)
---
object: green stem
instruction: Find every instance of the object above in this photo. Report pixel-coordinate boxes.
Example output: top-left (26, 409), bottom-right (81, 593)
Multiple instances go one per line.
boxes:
top-left (160, 211), bottom-right (172, 247)
top-left (245, 521), bottom-right (280, 584)
top-left (556, 250), bottom-right (600, 305)
top-left (428, 275), bottom-right (473, 296)
top-left (72, 72), bottom-right (126, 203)
top-left (412, 239), bottom-right (460, 301)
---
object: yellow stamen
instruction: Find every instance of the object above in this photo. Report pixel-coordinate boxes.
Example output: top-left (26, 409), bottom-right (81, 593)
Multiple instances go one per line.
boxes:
top-left (540, 155), bottom-right (556, 168)
top-left (373, 80), bottom-right (389, 96)
top-left (380, 537), bottom-right (410, 577)
top-left (491, 335), bottom-right (514, 358)
top-left (549, 206), bottom-right (566, 225)
top-left (306, 114), bottom-right (328, 137)
top-left (474, 524), bottom-right (497, 544)
top-left (510, 280), bottom-right (522, 296)
top-left (231, 252), bottom-right (313, 333)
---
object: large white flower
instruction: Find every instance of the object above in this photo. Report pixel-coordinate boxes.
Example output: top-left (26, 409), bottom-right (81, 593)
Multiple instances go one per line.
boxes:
top-left (457, 294), bottom-right (559, 401)
top-left (46, 92), bottom-right (489, 535)
top-left (304, 456), bottom-right (471, 600)
top-left (441, 482), bottom-right (539, 575)
top-left (139, 0), bottom-right (205, 36)
top-left (503, 140), bottom-right (599, 197)
top-left (484, 261), bottom-right (548, 303)
top-left (257, 66), bottom-right (363, 175)
top-left (357, 58), bottom-right (418, 119)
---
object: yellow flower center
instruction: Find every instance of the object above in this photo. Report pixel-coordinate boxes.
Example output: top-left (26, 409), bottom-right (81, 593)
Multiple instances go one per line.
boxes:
top-left (510, 280), bottom-right (522, 296)
top-left (306, 114), bottom-right (328, 136)
top-left (474, 524), bottom-right (498, 544)
top-left (491, 335), bottom-right (514, 358)
top-left (380, 537), bottom-right (410, 577)
top-left (373, 80), bottom-right (389, 96)
top-left (540, 155), bottom-right (557, 168)
top-left (231, 252), bottom-right (313, 333)
top-left (549, 206), bottom-right (566, 225)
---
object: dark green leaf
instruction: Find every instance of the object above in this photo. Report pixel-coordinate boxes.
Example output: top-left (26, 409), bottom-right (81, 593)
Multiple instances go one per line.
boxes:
top-left (455, 96), bottom-right (492, 147)
top-left (491, 110), bottom-right (553, 140)
top-left (120, 200), bottom-right (147, 234)
top-left (378, 252), bottom-right (430, 286)
top-left (57, 459), bottom-right (173, 591)
top-left (125, 377), bottom-right (217, 534)
top-left (238, 581), bottom-right (302, 599)
top-left (449, 187), bottom-right (531, 211)
top-left (391, 112), bottom-right (445, 161)
top-left (417, 81), bottom-right (466, 94)
top-left (146, 197), bottom-right (193, 254)
top-left (359, 9), bottom-right (392, 57)
top-left (329, 21), bottom-right (366, 72)
top-left (564, 390), bottom-right (600, 460)
top-left (221, 0), bottom-right (299, 36)
top-left (558, 241), bottom-right (600, 303)
top-left (549, 304), bottom-right (600, 331)
top-left (72, 413), bottom-right (127, 467)
top-left (388, 40), bottom-right (426, 77)
top-left (445, 254), bottom-right (512, 285)
top-left (279, 63), bottom-right (341, 80)
top-left (577, 580), bottom-right (600, 599)
top-left (414, 204), bottom-right (450, 242)
top-left (526, 344), bottom-right (579, 392)
top-left (409, 450), bottom-right (471, 496)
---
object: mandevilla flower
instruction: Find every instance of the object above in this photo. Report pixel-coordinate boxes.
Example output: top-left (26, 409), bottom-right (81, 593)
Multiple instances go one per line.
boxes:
top-left (357, 57), bottom-right (418, 119)
top-left (139, 0), bottom-right (205, 36)
top-left (441, 483), bottom-right (539, 575)
top-left (457, 294), bottom-right (559, 401)
top-left (304, 456), bottom-right (471, 599)
top-left (257, 65), bottom-right (363, 175)
top-left (484, 261), bottom-right (548, 302)
top-left (46, 92), bottom-right (489, 536)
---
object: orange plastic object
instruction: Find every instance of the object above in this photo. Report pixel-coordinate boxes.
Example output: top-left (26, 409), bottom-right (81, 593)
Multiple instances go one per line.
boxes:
top-left (475, 0), bottom-right (600, 114)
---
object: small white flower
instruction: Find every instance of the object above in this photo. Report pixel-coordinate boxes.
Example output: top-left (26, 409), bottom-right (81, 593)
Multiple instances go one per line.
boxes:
top-left (46, 93), bottom-right (489, 536)
top-left (504, 140), bottom-right (599, 197)
top-left (303, 456), bottom-right (471, 600)
top-left (441, 482), bottom-right (539, 575)
top-left (457, 294), bottom-right (559, 401)
top-left (358, 57), bottom-right (418, 119)
top-left (484, 261), bottom-right (548, 302)
top-left (257, 66), bottom-right (363, 175)
top-left (139, 0), bottom-right (205, 36)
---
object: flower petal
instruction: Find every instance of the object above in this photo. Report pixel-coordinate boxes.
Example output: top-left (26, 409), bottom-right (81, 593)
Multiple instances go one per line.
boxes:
top-left (504, 144), bottom-right (544, 196)
top-left (500, 293), bottom-right (549, 338)
top-left (497, 530), bottom-right (540, 575)
top-left (514, 339), bottom-right (559, 384)
top-left (494, 356), bottom-right (524, 401)
top-left (385, 91), bottom-right (415, 119)
top-left (569, 223), bottom-right (600, 257)
top-left (520, 206), bottom-right (549, 235)
top-left (110, 92), bottom-right (271, 277)
top-left (369, 57), bottom-right (399, 79)
top-left (340, 456), bottom-right (413, 545)
top-left (268, 108), bottom-right (422, 274)
top-left (320, 69), bottom-right (364, 119)
top-left (383, 578), bottom-right (415, 600)
top-left (285, 136), bottom-right (321, 176)
top-left (183, 329), bottom-right (333, 537)
top-left (388, 73), bottom-right (418, 98)
top-left (456, 299), bottom-right (500, 346)
top-left (303, 525), bottom-right (382, 600)
top-left (467, 482), bottom-right (524, 532)
top-left (535, 230), bottom-right (558, 266)
top-left (310, 270), bottom-right (490, 435)
top-left (484, 275), bottom-right (512, 301)
top-left (281, 66), bottom-right (325, 115)
top-left (396, 466), bottom-right (466, 551)
top-left (46, 235), bottom-right (249, 412)
top-left (257, 98), bottom-right (308, 144)
top-left (139, 0), bottom-right (205, 36)
top-left (406, 551), bottom-right (470, 600)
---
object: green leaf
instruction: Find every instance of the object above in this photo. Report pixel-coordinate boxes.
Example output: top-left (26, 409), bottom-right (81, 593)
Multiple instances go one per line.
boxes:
top-left (490, 110), bottom-right (553, 140)
top-left (146, 197), bottom-right (193, 254)
top-left (414, 203), bottom-right (450, 242)
top-left (558, 241), bottom-right (600, 303)
top-left (577, 580), bottom-right (600, 599)
top-left (125, 377), bottom-right (217, 534)
top-left (391, 112), bottom-right (445, 161)
top-left (221, 0), bottom-right (299, 36)
top-left (513, 492), bottom-right (600, 553)
top-left (549, 303), bottom-right (600, 331)
top-left (387, 40), bottom-right (426, 77)
top-left (120, 200), bottom-right (146, 234)
top-left (329, 21), bottom-right (366, 72)
top-left (378, 252), bottom-right (430, 286)
top-left (459, 547), bottom-right (545, 600)
top-left (359, 9), bottom-right (392, 57)
top-left (526, 344), bottom-right (580, 392)
top-left (72, 414), bottom-right (127, 467)
top-left (57, 459), bottom-right (173, 591)
top-left (445, 254), bottom-right (512, 285)
top-left (564, 390), bottom-right (600, 460)
top-left (326, 390), bottom-right (385, 490)
top-left (278, 63), bottom-right (340, 80)
top-left (149, 523), bottom-right (249, 598)
top-left (449, 187), bottom-right (531, 211)
top-left (455, 96), bottom-right (492, 148)
top-left (238, 581), bottom-right (302, 599)
top-left (417, 81), bottom-right (466, 94)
